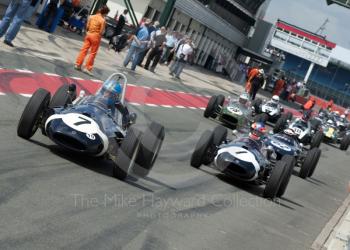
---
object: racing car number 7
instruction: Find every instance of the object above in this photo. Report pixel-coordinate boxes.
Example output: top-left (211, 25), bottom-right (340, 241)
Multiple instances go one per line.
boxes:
top-left (74, 116), bottom-right (92, 126)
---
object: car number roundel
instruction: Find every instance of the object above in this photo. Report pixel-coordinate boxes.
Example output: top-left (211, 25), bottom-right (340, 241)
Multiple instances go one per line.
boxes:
top-left (61, 113), bottom-right (100, 134)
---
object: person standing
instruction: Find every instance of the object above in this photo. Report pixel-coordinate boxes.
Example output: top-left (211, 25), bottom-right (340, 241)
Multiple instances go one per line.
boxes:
top-left (273, 76), bottom-right (285, 96)
top-left (123, 19), bottom-right (151, 71)
top-left (169, 38), bottom-right (193, 79)
top-left (37, 0), bottom-right (65, 33)
top-left (245, 66), bottom-right (259, 93)
top-left (144, 26), bottom-right (167, 73)
top-left (23, 0), bottom-right (41, 25)
top-left (160, 30), bottom-right (177, 64)
top-left (138, 21), bottom-right (159, 66)
top-left (108, 9), bottom-right (128, 49)
top-left (74, 5), bottom-right (110, 76)
top-left (249, 69), bottom-right (265, 100)
top-left (0, 0), bottom-right (32, 47)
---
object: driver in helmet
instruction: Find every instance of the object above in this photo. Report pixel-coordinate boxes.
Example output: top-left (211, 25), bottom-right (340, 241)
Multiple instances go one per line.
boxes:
top-left (283, 128), bottom-right (297, 138)
top-left (249, 122), bottom-right (267, 141)
top-left (326, 119), bottom-right (334, 127)
top-left (271, 95), bottom-right (280, 104)
top-left (97, 80), bottom-right (130, 128)
top-left (238, 93), bottom-right (249, 106)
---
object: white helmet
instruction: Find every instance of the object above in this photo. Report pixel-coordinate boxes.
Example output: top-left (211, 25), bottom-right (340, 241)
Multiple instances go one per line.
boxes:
top-left (272, 95), bottom-right (279, 103)
top-left (327, 119), bottom-right (333, 125)
top-left (341, 114), bottom-right (346, 119)
top-left (239, 93), bottom-right (249, 105)
top-left (258, 69), bottom-right (265, 75)
top-left (334, 111), bottom-right (340, 115)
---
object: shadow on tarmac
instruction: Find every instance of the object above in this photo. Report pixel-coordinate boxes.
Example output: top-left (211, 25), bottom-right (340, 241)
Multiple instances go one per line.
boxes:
top-left (28, 139), bottom-right (156, 193)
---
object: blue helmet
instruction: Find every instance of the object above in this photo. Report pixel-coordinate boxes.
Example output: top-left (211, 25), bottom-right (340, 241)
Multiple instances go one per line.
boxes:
top-left (104, 80), bottom-right (122, 95)
top-left (113, 83), bottom-right (122, 94)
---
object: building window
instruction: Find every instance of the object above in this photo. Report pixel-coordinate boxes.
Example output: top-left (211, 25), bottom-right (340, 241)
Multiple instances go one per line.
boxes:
top-left (144, 6), bottom-right (153, 18)
top-left (173, 22), bottom-right (180, 31)
top-left (153, 10), bottom-right (160, 21)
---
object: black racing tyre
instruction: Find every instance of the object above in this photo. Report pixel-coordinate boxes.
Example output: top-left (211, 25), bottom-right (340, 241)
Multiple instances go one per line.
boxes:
top-left (132, 122), bottom-right (165, 177)
top-left (276, 155), bottom-right (295, 197)
top-left (113, 127), bottom-right (141, 180)
top-left (190, 130), bottom-right (214, 168)
top-left (308, 148), bottom-right (321, 177)
top-left (213, 125), bottom-right (227, 146)
top-left (263, 162), bottom-right (286, 199)
top-left (216, 94), bottom-right (225, 107)
top-left (340, 134), bottom-right (350, 151)
top-left (204, 95), bottom-right (218, 118)
top-left (273, 116), bottom-right (287, 133)
top-left (310, 131), bottom-right (324, 149)
top-left (310, 119), bottom-right (322, 130)
top-left (17, 88), bottom-right (51, 139)
top-left (252, 99), bottom-right (262, 112)
top-left (49, 84), bottom-right (76, 108)
top-left (254, 113), bottom-right (269, 123)
top-left (299, 148), bottom-right (320, 179)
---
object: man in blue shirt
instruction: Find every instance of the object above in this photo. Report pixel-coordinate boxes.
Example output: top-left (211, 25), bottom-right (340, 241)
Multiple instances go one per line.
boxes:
top-left (123, 19), bottom-right (151, 71)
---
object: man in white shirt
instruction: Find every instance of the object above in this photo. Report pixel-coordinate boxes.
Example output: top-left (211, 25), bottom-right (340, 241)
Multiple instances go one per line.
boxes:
top-left (169, 39), bottom-right (193, 79)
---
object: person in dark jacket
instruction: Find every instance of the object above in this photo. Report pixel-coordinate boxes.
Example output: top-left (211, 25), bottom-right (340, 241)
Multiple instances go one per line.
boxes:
top-left (249, 69), bottom-right (265, 100)
top-left (108, 9), bottom-right (128, 48)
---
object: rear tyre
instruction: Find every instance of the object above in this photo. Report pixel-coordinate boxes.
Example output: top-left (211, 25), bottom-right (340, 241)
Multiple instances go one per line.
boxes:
top-left (340, 134), bottom-right (350, 151)
top-left (132, 122), bottom-right (165, 177)
top-left (276, 155), bottom-right (295, 197)
top-left (49, 84), bottom-right (76, 108)
top-left (310, 131), bottom-right (324, 149)
top-left (17, 88), bottom-right (51, 139)
top-left (204, 96), bottom-right (219, 118)
top-left (263, 162), bottom-right (286, 199)
top-left (213, 125), bottom-right (227, 146)
top-left (273, 116), bottom-right (287, 133)
top-left (190, 130), bottom-right (214, 168)
top-left (113, 128), bottom-right (141, 180)
top-left (308, 148), bottom-right (321, 177)
top-left (299, 148), bottom-right (320, 179)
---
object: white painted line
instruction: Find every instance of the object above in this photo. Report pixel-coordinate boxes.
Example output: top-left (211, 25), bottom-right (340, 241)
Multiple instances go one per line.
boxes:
top-left (129, 102), bottom-right (141, 106)
top-left (166, 89), bottom-right (176, 92)
top-left (161, 105), bottom-right (172, 108)
top-left (205, 95), bottom-right (211, 98)
top-left (143, 86), bottom-right (151, 89)
top-left (91, 79), bottom-right (102, 83)
top-left (71, 77), bottom-right (84, 80)
top-left (154, 87), bottom-right (162, 91)
top-left (16, 69), bottom-right (33, 73)
top-left (199, 107), bottom-right (205, 110)
top-left (145, 103), bottom-right (158, 107)
top-left (175, 105), bottom-right (186, 109)
top-left (128, 83), bottom-right (136, 87)
top-left (20, 93), bottom-right (32, 98)
top-left (0, 92), bottom-right (5, 95)
top-left (43, 72), bottom-right (60, 77)
top-left (178, 91), bottom-right (185, 94)
top-left (188, 107), bottom-right (197, 110)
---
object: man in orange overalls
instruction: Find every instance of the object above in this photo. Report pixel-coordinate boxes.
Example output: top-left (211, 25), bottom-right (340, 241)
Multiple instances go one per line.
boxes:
top-left (273, 76), bottom-right (285, 96)
top-left (74, 5), bottom-right (109, 76)
top-left (245, 67), bottom-right (259, 93)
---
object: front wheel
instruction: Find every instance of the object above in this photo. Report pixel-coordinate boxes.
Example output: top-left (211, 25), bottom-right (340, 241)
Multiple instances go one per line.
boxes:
top-left (49, 84), bottom-right (76, 108)
top-left (276, 155), bottom-right (295, 197)
top-left (299, 148), bottom-right (321, 178)
top-left (340, 134), bottom-right (350, 151)
top-left (190, 130), bottom-right (214, 168)
top-left (310, 131), bottom-right (323, 149)
top-left (17, 88), bottom-right (51, 139)
top-left (263, 162), bottom-right (287, 199)
top-left (273, 116), bottom-right (287, 134)
top-left (112, 127), bottom-right (141, 180)
top-left (204, 95), bottom-right (219, 118)
top-left (132, 122), bottom-right (165, 177)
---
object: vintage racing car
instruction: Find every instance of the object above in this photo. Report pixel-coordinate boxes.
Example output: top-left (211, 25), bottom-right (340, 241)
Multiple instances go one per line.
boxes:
top-left (252, 95), bottom-right (293, 124)
top-left (17, 73), bottom-right (165, 180)
top-left (320, 116), bottom-right (350, 151)
top-left (204, 93), bottom-right (252, 129)
top-left (190, 124), bottom-right (295, 199)
top-left (273, 111), bottom-right (323, 149)
top-left (266, 128), bottom-right (322, 179)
